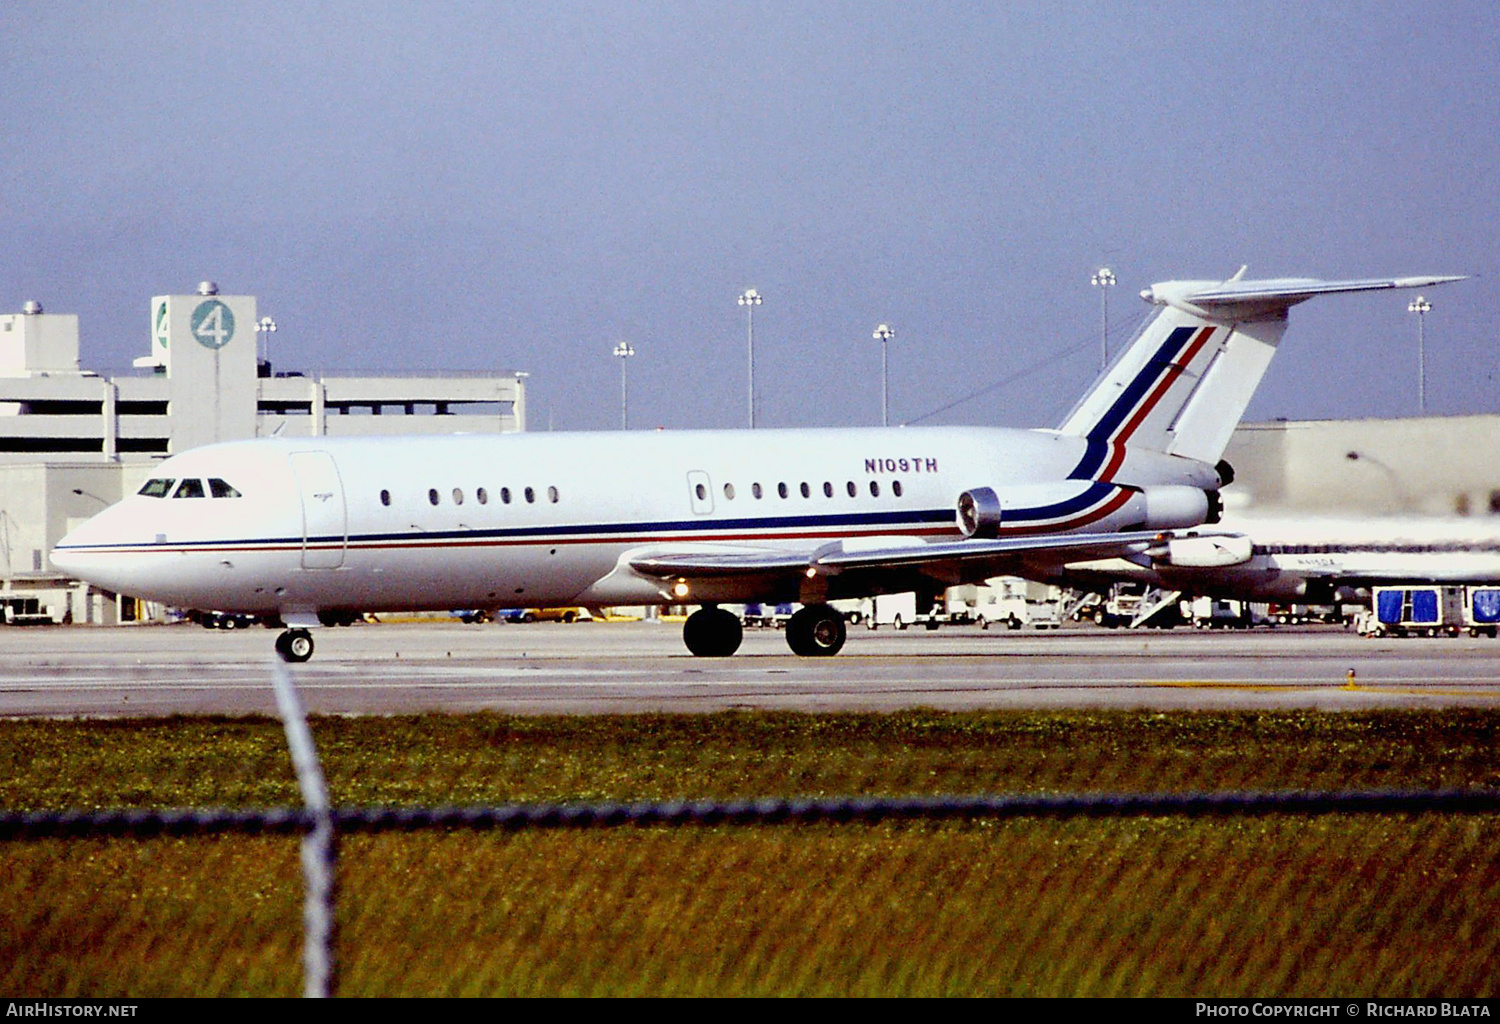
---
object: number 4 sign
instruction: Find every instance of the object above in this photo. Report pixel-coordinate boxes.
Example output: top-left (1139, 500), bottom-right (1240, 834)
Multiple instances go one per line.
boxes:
top-left (191, 299), bottom-right (236, 350)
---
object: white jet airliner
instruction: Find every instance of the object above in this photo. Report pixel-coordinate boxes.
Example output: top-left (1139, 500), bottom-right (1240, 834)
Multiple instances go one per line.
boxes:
top-left (51, 271), bottom-right (1462, 662)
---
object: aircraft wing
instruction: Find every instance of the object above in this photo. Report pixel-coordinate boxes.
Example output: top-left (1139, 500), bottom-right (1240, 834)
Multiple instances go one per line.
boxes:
top-left (628, 529), bottom-right (1179, 600)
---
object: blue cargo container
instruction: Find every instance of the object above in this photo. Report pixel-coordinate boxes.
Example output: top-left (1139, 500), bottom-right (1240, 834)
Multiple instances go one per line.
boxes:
top-left (1371, 586), bottom-right (1466, 637)
top-left (1465, 587), bottom-right (1500, 637)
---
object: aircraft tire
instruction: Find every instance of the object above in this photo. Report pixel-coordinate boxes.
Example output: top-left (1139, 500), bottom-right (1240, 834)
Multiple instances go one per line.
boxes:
top-left (786, 604), bottom-right (846, 657)
top-left (276, 628), bottom-right (315, 663)
top-left (683, 607), bottom-right (743, 657)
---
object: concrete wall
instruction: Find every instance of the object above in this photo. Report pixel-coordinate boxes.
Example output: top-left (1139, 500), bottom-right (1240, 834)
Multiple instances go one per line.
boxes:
top-left (0, 462), bottom-right (143, 578)
top-left (1226, 414), bottom-right (1500, 516)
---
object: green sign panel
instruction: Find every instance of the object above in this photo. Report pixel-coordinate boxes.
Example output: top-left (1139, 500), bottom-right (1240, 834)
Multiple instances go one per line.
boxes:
top-left (191, 299), bottom-right (236, 350)
top-left (154, 301), bottom-right (169, 349)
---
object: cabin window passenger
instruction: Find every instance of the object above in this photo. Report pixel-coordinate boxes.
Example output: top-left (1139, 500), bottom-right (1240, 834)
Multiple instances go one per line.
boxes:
top-left (477, 488), bottom-right (488, 505)
top-left (800, 482), bottom-right (811, 498)
top-left (501, 487), bottom-right (512, 504)
top-left (723, 483), bottom-right (735, 500)
top-left (380, 489), bottom-right (391, 506)
top-left (138, 478), bottom-right (175, 498)
top-left (173, 479), bottom-right (206, 498)
top-left (870, 481), bottom-right (880, 497)
top-left (846, 481), bottom-right (856, 498)
top-left (524, 487), bottom-right (535, 504)
top-left (822, 481), bottom-right (833, 498)
top-left (429, 488), bottom-right (440, 506)
top-left (209, 479), bottom-right (242, 498)
top-left (548, 486), bottom-right (559, 503)
top-left (753, 483), bottom-right (763, 499)
top-left (453, 488), bottom-right (464, 505)
top-left (893, 480), bottom-right (903, 497)
top-left (778, 482), bottom-right (788, 499)
top-left (695, 483), bottom-right (707, 501)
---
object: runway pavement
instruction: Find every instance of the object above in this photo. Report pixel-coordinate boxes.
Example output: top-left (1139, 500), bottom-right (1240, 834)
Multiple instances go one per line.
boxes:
top-left (3, 618), bottom-right (1500, 717)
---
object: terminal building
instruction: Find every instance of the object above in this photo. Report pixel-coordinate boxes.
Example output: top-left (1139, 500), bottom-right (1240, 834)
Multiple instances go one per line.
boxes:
top-left (0, 285), bottom-right (527, 623)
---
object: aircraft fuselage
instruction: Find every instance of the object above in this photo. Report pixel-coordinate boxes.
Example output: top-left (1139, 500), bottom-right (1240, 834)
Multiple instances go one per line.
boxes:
top-left (52, 426), bottom-right (1217, 619)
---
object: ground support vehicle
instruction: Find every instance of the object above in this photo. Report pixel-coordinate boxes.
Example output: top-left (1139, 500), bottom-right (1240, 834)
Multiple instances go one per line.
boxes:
top-left (1, 594), bottom-right (59, 625)
top-left (1365, 586), bottom-right (1467, 637)
top-left (1188, 597), bottom-right (1273, 629)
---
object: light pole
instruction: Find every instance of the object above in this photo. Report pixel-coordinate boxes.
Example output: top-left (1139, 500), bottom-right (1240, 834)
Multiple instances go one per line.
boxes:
top-left (1408, 295), bottom-right (1431, 415)
top-left (872, 323), bottom-right (895, 427)
top-left (1345, 450), bottom-right (1413, 512)
top-left (70, 488), bottom-right (110, 508)
top-left (255, 316), bottom-right (277, 374)
top-left (1091, 268), bottom-right (1116, 371)
top-left (612, 341), bottom-right (635, 430)
top-left (738, 288), bottom-right (762, 427)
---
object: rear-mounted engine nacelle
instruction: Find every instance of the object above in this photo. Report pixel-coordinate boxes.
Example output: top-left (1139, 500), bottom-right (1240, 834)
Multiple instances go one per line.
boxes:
top-left (1138, 485), bottom-right (1220, 529)
top-left (956, 486), bottom-right (1002, 538)
top-left (1149, 534), bottom-right (1253, 568)
top-left (957, 481), bottom-right (1221, 538)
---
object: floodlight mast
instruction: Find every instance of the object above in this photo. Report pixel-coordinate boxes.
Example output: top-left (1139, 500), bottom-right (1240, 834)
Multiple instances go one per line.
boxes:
top-left (872, 323), bottom-right (895, 427)
top-left (1408, 295), bottom-right (1431, 415)
top-left (612, 341), bottom-right (635, 430)
top-left (1091, 267), bottom-right (1116, 371)
top-left (256, 316), bottom-right (278, 372)
top-left (738, 289), bottom-right (762, 427)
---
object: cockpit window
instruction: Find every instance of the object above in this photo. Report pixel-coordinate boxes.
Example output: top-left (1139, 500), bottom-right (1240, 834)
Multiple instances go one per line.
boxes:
top-left (208, 478), bottom-right (242, 498)
top-left (138, 478), bottom-right (175, 498)
top-left (173, 478), bottom-right (206, 498)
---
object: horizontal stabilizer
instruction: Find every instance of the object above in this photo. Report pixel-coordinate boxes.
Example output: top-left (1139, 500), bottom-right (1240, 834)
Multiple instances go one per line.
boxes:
top-left (1142, 274), bottom-right (1467, 320)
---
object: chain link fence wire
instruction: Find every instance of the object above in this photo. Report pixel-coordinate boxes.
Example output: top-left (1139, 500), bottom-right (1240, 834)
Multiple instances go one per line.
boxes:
top-left (2, 707), bottom-right (1498, 996)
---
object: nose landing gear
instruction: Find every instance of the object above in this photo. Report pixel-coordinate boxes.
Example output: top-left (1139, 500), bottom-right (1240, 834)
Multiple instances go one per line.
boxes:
top-left (275, 628), bottom-right (315, 663)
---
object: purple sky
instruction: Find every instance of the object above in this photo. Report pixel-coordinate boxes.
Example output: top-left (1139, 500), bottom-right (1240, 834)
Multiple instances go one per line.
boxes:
top-left (5, 1), bottom-right (1496, 432)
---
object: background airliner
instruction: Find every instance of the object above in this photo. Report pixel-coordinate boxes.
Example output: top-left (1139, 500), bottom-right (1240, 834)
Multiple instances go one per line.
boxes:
top-left (51, 271), bottom-right (1461, 661)
top-left (1051, 511), bottom-right (1500, 606)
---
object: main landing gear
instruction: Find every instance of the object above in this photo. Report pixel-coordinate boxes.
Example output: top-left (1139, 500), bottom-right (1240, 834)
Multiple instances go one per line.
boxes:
top-left (275, 628), bottom-right (315, 663)
top-left (681, 603), bottom-right (847, 658)
top-left (785, 604), bottom-right (846, 657)
top-left (683, 606), bottom-right (743, 657)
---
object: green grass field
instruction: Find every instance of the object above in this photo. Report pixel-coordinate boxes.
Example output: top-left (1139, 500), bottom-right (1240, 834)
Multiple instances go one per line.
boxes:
top-left (3, 710), bottom-right (1498, 996)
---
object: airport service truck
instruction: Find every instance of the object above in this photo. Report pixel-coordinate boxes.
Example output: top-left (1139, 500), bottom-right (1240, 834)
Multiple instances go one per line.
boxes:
top-left (0, 593), bottom-right (61, 626)
top-left (1188, 597), bottom-right (1273, 629)
top-left (863, 592), bottom-right (926, 630)
top-left (971, 577), bottom-right (1062, 630)
top-left (1365, 586), bottom-right (1467, 637)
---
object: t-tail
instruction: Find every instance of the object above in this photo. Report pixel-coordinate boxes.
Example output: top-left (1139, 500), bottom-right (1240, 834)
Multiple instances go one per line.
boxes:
top-left (1057, 270), bottom-right (1466, 466)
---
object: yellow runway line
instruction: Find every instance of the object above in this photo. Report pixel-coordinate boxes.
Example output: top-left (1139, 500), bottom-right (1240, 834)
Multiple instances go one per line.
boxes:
top-left (1150, 680), bottom-right (1500, 698)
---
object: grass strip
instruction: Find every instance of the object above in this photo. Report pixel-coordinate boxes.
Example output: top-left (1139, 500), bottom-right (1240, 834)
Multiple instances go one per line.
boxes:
top-left (2, 710), bottom-right (1496, 996)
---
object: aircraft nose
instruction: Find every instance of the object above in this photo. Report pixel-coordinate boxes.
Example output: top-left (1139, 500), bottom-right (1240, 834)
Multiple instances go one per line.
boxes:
top-left (50, 508), bottom-right (120, 581)
top-left (49, 542), bottom-right (80, 575)
top-left (51, 521), bottom-right (98, 576)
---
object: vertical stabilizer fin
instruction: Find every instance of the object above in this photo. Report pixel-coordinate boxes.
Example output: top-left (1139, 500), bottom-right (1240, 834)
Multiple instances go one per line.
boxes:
top-left (1057, 272), bottom-right (1465, 465)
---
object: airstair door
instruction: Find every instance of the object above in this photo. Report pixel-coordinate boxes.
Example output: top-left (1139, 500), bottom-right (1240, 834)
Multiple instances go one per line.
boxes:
top-left (289, 451), bottom-right (347, 569)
